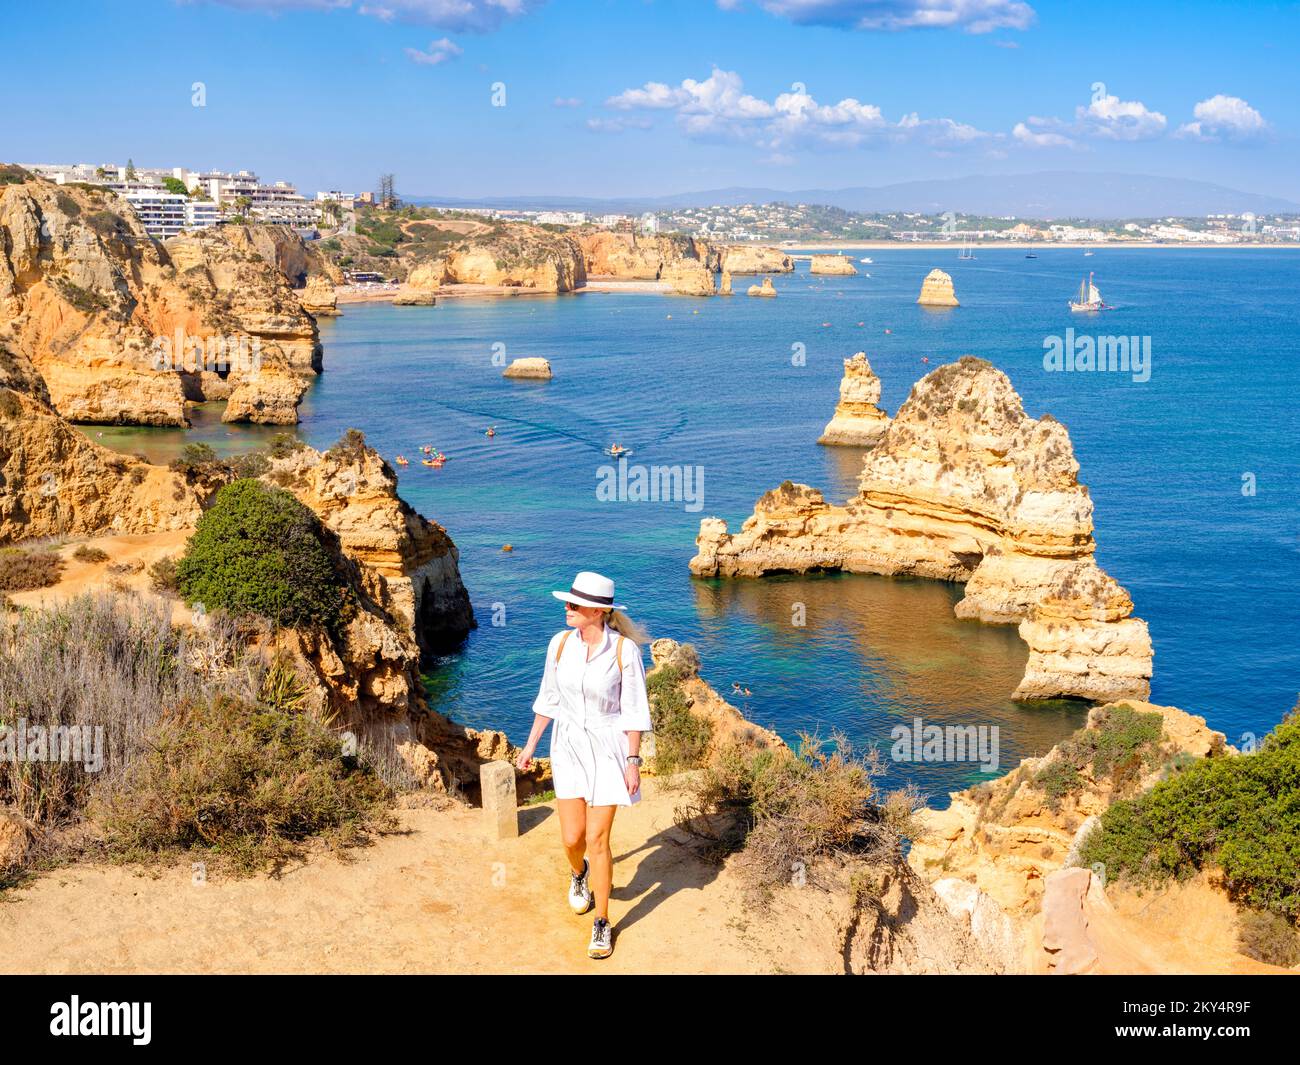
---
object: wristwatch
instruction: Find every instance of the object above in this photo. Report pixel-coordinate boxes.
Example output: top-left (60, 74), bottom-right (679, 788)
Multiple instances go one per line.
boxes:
top-left (626, 755), bottom-right (643, 766)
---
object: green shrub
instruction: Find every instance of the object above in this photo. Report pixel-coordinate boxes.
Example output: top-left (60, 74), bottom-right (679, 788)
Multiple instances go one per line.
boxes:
top-left (1080, 704), bottom-right (1300, 919)
top-left (169, 441), bottom-right (225, 478)
top-left (1236, 909), bottom-right (1300, 967)
top-left (325, 427), bottom-right (368, 464)
top-left (647, 664), bottom-right (713, 774)
top-left (228, 450), bottom-right (270, 479)
top-left (1033, 703), bottom-right (1165, 810)
top-left (175, 479), bottom-right (350, 631)
top-left (268, 432), bottom-right (305, 459)
top-left (148, 555), bottom-right (179, 595)
top-left (95, 694), bottom-right (393, 875)
top-left (72, 545), bottom-right (110, 564)
top-left (0, 548), bottom-right (65, 591)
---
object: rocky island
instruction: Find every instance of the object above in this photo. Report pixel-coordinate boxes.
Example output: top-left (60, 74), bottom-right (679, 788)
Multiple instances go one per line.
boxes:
top-left (692, 356), bottom-right (1153, 703)
top-left (816, 352), bottom-right (889, 447)
top-left (917, 267), bottom-right (959, 307)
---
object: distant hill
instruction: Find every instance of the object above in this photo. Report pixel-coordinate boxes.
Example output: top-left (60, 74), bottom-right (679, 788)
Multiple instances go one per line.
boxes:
top-left (410, 171), bottom-right (1300, 220)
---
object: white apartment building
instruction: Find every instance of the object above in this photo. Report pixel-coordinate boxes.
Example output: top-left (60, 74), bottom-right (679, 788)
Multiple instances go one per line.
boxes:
top-left (121, 191), bottom-right (188, 239)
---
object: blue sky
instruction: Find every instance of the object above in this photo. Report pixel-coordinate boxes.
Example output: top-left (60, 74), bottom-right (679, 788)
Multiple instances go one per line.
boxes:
top-left (2, 0), bottom-right (1295, 201)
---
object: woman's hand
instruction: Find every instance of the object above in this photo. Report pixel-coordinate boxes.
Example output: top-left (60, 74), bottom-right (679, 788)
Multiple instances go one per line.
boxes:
top-left (514, 746), bottom-right (534, 772)
top-left (624, 763), bottom-right (641, 797)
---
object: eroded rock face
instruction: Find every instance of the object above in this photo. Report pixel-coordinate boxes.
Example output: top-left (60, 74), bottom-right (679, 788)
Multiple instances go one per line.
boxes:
top-left (690, 357), bottom-right (1153, 702)
top-left (817, 352), bottom-right (889, 447)
top-left (662, 258), bottom-right (716, 297)
top-left (716, 245), bottom-right (794, 275)
top-left (917, 267), bottom-right (959, 307)
top-left (907, 700), bottom-right (1228, 917)
top-left (0, 373), bottom-right (200, 545)
top-left (0, 177), bottom-right (321, 426)
top-left (502, 357), bottom-right (552, 380)
top-left (413, 224), bottom-right (586, 291)
top-left (300, 275), bottom-right (341, 317)
top-left (746, 277), bottom-right (778, 298)
top-left (810, 254), bottom-right (858, 276)
top-left (219, 224), bottom-right (342, 288)
top-left (577, 231), bottom-right (709, 280)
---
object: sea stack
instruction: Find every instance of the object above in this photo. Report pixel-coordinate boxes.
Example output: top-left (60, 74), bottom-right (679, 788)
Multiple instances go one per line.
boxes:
top-left (817, 353), bottom-right (889, 447)
top-left (719, 269), bottom-right (733, 296)
top-left (690, 356), bottom-right (1153, 703)
top-left (300, 275), bottom-right (342, 317)
top-left (662, 258), bottom-right (716, 296)
top-left (810, 254), bottom-right (858, 276)
top-left (392, 288), bottom-right (437, 306)
top-left (917, 268), bottom-right (959, 307)
top-left (747, 277), bottom-right (778, 298)
top-left (502, 357), bottom-right (553, 380)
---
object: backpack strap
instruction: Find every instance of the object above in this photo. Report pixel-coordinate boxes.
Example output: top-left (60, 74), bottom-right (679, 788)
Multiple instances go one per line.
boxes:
top-left (555, 629), bottom-right (572, 666)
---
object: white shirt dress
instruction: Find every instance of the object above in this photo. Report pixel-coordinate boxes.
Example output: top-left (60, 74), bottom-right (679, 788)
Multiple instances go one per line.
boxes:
top-left (532, 626), bottom-right (654, 807)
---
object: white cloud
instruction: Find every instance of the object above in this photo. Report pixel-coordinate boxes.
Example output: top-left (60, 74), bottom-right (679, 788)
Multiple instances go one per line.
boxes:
top-left (553, 96), bottom-right (583, 108)
top-left (720, 0), bottom-right (1035, 33)
top-left (1177, 94), bottom-right (1269, 142)
top-left (1075, 94), bottom-right (1166, 140)
top-left (603, 68), bottom-right (992, 150)
top-left (203, 0), bottom-right (539, 32)
top-left (404, 36), bottom-right (462, 64)
top-left (1012, 121), bottom-right (1073, 148)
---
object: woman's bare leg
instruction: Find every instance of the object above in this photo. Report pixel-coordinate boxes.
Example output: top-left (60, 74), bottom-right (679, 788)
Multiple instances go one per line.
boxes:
top-left (556, 798), bottom-right (588, 874)
top-left (585, 805), bottom-right (617, 920)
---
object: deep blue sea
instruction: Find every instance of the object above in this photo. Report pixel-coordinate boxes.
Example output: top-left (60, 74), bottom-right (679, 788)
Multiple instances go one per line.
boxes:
top-left (90, 248), bottom-right (1300, 804)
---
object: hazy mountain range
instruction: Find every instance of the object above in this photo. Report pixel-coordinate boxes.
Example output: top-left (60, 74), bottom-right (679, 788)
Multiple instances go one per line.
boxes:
top-left (411, 171), bottom-right (1300, 220)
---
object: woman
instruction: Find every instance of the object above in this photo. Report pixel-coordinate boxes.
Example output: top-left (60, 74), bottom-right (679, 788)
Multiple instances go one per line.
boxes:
top-left (514, 571), bottom-right (652, 960)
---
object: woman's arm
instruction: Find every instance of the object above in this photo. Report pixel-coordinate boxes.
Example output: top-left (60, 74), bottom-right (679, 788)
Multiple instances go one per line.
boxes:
top-left (517, 632), bottom-right (564, 770)
top-left (619, 641), bottom-right (653, 794)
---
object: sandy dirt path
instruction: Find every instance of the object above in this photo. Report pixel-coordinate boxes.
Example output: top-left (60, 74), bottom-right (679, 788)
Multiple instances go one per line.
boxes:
top-left (0, 780), bottom-right (818, 975)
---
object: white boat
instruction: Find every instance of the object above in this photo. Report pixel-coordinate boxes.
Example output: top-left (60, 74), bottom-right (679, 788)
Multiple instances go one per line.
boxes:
top-left (858, 257), bottom-right (873, 264)
top-left (1069, 272), bottom-right (1106, 312)
top-left (958, 237), bottom-right (975, 261)
top-left (1084, 249), bottom-right (1095, 257)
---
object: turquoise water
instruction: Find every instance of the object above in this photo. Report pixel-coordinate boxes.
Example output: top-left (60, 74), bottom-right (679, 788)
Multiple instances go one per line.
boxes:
top-left (94, 248), bottom-right (1300, 803)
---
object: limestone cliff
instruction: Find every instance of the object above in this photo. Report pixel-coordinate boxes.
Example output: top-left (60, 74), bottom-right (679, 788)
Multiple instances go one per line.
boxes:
top-left (0, 342), bottom-right (201, 544)
top-left (220, 223), bottom-right (342, 288)
top-left (0, 174), bottom-right (321, 426)
top-left (917, 268), bottom-right (959, 307)
top-left (817, 352), bottom-right (889, 447)
top-left (690, 357), bottom-right (1153, 703)
top-left (578, 231), bottom-right (709, 280)
top-left (907, 700), bottom-right (1229, 919)
top-left (713, 245), bottom-right (794, 275)
top-left (661, 258), bottom-right (716, 297)
top-left (299, 275), bottom-right (341, 317)
top-left (810, 254), bottom-right (858, 276)
top-left (402, 224), bottom-right (586, 292)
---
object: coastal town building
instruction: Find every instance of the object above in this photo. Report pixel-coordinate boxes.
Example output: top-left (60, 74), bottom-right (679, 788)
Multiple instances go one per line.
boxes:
top-left (121, 191), bottom-right (189, 239)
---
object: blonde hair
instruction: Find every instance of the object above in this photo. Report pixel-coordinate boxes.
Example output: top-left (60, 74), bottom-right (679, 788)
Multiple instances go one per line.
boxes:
top-left (604, 608), bottom-right (648, 645)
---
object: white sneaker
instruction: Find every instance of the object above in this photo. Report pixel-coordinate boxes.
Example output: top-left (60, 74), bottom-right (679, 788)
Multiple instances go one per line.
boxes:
top-left (567, 858), bottom-right (593, 914)
top-left (588, 916), bottom-right (613, 959)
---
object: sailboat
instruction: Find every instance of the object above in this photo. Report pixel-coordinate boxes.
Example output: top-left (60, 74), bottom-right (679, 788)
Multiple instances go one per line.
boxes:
top-left (1069, 272), bottom-right (1106, 312)
top-left (958, 237), bottom-right (975, 261)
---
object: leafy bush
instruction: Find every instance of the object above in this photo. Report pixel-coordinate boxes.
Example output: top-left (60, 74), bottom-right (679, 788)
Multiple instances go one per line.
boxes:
top-left (267, 432), bottom-right (305, 459)
top-left (1033, 703), bottom-right (1165, 810)
top-left (96, 694), bottom-right (393, 875)
top-left (325, 427), bottom-right (368, 464)
top-left (175, 479), bottom-right (350, 631)
top-left (72, 545), bottom-right (110, 564)
top-left (169, 442), bottom-right (224, 478)
top-left (148, 556), bottom-right (179, 595)
top-left (1237, 909), bottom-right (1300, 967)
top-left (1079, 704), bottom-right (1300, 919)
top-left (0, 548), bottom-right (65, 591)
top-left (646, 664), bottom-right (713, 774)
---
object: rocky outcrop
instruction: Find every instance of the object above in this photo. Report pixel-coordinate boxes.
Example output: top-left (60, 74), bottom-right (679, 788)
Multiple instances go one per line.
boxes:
top-left (392, 287), bottom-right (437, 306)
top-left (719, 269), bottom-right (733, 296)
top-left (662, 258), bottom-right (716, 297)
top-left (817, 352), bottom-right (889, 447)
top-left (0, 344), bottom-right (200, 544)
top-left (577, 231), bottom-right (708, 280)
top-left (408, 225), bottom-right (586, 292)
top-left (810, 254), bottom-right (857, 276)
top-left (690, 357), bottom-right (1153, 702)
top-left (0, 176), bottom-right (321, 427)
top-left (917, 268), bottom-right (958, 307)
top-left (222, 366), bottom-right (309, 424)
top-left (746, 277), bottom-right (777, 298)
top-left (502, 357), bottom-right (552, 380)
top-left (220, 224), bottom-right (342, 288)
top-left (907, 700), bottom-right (1228, 918)
top-left (647, 639), bottom-right (786, 761)
top-left (299, 275), bottom-right (341, 317)
top-left (715, 245), bottom-right (794, 275)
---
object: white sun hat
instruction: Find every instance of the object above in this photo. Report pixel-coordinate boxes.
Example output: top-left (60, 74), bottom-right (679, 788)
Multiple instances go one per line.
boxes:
top-left (552, 571), bottom-right (625, 611)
